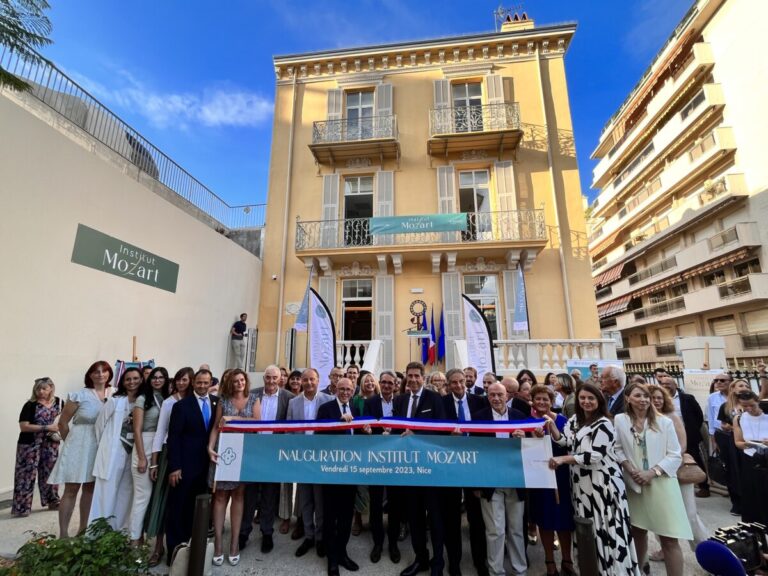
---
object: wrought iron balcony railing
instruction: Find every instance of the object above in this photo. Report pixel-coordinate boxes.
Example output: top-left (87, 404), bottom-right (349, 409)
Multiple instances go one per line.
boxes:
top-left (295, 209), bottom-right (545, 251)
top-left (312, 115), bottom-right (397, 144)
top-left (429, 102), bottom-right (521, 136)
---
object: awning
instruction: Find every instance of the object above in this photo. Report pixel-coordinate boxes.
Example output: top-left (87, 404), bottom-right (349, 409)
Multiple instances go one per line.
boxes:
top-left (593, 262), bottom-right (625, 287)
top-left (632, 274), bottom-right (684, 298)
top-left (681, 248), bottom-right (750, 279)
top-left (598, 294), bottom-right (633, 319)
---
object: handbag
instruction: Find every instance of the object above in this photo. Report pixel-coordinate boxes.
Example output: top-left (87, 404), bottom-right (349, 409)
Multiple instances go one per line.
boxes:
top-left (169, 540), bottom-right (214, 576)
top-left (47, 398), bottom-right (64, 443)
top-left (677, 452), bottom-right (707, 485)
top-left (707, 452), bottom-right (729, 486)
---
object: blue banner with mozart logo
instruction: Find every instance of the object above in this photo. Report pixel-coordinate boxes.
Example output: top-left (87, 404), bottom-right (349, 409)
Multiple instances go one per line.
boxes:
top-left (214, 432), bottom-right (555, 488)
top-left (369, 213), bottom-right (467, 235)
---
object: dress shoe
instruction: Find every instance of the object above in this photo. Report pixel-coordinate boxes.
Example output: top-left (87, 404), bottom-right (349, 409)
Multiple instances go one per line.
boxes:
top-left (339, 555), bottom-right (359, 571)
top-left (696, 488), bottom-right (711, 498)
top-left (398, 523), bottom-right (409, 542)
top-left (291, 523), bottom-right (305, 540)
top-left (261, 534), bottom-right (273, 553)
top-left (295, 538), bottom-right (315, 557)
top-left (316, 540), bottom-right (327, 558)
top-left (238, 534), bottom-right (248, 551)
top-left (389, 545), bottom-right (401, 564)
top-left (400, 559), bottom-right (430, 576)
top-left (370, 544), bottom-right (383, 563)
top-left (328, 566), bottom-right (340, 576)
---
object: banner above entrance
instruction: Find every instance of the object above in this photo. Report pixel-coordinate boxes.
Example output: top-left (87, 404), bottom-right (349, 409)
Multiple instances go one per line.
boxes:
top-left (369, 213), bottom-right (467, 235)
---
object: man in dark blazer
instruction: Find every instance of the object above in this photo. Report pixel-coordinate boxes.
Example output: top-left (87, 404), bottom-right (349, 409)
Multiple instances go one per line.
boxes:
top-left (442, 369), bottom-right (489, 576)
top-left (472, 382), bottom-right (531, 576)
top-left (600, 364), bottom-right (626, 416)
top-left (364, 370), bottom-right (401, 565)
top-left (239, 365), bottom-right (295, 552)
top-left (393, 361), bottom-right (447, 576)
top-left (317, 377), bottom-right (359, 576)
top-left (166, 368), bottom-right (218, 564)
top-left (660, 376), bottom-right (709, 496)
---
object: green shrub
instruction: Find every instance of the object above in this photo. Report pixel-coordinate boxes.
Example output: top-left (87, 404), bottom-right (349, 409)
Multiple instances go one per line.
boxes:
top-left (0, 518), bottom-right (149, 576)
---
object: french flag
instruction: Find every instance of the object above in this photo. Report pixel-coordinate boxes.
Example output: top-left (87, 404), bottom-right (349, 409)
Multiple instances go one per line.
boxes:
top-left (427, 306), bottom-right (437, 365)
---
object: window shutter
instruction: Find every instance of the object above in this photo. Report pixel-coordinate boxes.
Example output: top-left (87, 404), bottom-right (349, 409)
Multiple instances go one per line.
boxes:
top-left (437, 165), bottom-right (458, 243)
top-left (374, 83), bottom-right (393, 139)
top-left (433, 79), bottom-right (451, 134)
top-left (657, 326), bottom-right (676, 343)
top-left (745, 309), bottom-right (768, 333)
top-left (327, 89), bottom-right (343, 120)
top-left (676, 322), bottom-right (698, 337)
top-left (495, 161), bottom-right (517, 240)
top-left (442, 271), bottom-right (463, 369)
top-left (433, 79), bottom-right (450, 109)
top-left (321, 174), bottom-right (340, 248)
top-left (374, 171), bottom-right (394, 246)
top-left (485, 74), bottom-right (505, 104)
top-left (710, 316), bottom-right (737, 336)
top-left (318, 276), bottom-right (337, 326)
top-left (375, 274), bottom-right (395, 370)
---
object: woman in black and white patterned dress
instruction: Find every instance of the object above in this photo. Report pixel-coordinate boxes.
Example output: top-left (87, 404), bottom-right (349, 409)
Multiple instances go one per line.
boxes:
top-left (548, 383), bottom-right (641, 576)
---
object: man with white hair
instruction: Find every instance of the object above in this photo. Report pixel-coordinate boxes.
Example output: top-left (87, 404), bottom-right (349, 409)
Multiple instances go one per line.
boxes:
top-left (599, 364), bottom-right (626, 416)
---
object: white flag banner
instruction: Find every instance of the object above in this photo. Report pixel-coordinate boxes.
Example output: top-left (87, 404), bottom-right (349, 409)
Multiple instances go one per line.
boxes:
top-left (309, 288), bottom-right (337, 379)
top-left (462, 294), bottom-right (495, 387)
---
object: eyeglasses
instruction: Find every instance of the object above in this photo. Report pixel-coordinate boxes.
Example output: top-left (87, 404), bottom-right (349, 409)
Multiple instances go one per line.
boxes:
top-left (34, 377), bottom-right (52, 385)
top-left (712, 379), bottom-right (730, 383)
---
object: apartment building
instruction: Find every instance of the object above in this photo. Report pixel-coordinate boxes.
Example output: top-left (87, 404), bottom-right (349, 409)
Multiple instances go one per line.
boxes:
top-left (588, 0), bottom-right (768, 370)
top-left (256, 13), bottom-right (607, 374)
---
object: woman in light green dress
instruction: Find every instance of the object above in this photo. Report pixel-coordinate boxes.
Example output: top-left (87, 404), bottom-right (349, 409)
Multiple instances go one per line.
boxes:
top-left (614, 382), bottom-right (692, 576)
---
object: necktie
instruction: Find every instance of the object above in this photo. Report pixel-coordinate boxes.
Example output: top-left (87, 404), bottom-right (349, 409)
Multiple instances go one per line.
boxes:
top-left (410, 394), bottom-right (419, 418)
top-left (342, 403), bottom-right (348, 414)
top-left (607, 395), bottom-right (614, 410)
top-left (457, 398), bottom-right (466, 422)
top-left (201, 397), bottom-right (210, 428)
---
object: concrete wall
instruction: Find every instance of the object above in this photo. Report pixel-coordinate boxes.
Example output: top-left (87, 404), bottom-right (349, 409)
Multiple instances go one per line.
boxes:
top-left (0, 91), bottom-right (262, 492)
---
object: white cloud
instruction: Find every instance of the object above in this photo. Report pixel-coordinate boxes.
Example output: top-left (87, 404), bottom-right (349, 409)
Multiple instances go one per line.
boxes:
top-left (68, 67), bottom-right (272, 130)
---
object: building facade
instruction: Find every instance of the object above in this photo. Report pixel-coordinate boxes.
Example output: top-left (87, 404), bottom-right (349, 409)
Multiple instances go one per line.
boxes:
top-left (257, 14), bottom-right (604, 375)
top-left (588, 0), bottom-right (768, 370)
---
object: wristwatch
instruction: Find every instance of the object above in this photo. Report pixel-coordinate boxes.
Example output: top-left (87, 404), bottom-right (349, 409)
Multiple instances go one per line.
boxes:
top-left (653, 467), bottom-right (662, 477)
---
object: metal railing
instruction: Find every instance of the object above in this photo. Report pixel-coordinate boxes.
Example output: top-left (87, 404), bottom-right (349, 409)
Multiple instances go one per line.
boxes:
top-left (429, 102), bottom-right (521, 136)
top-left (633, 296), bottom-right (686, 320)
top-left (312, 115), bottom-right (397, 144)
top-left (718, 276), bottom-right (752, 299)
top-left (709, 226), bottom-right (739, 251)
top-left (0, 46), bottom-right (265, 229)
top-left (295, 209), bottom-right (546, 251)
top-left (628, 256), bottom-right (677, 285)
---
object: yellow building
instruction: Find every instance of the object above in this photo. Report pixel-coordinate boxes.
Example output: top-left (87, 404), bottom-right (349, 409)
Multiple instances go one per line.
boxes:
top-left (588, 0), bottom-right (768, 370)
top-left (257, 13), bottom-right (607, 375)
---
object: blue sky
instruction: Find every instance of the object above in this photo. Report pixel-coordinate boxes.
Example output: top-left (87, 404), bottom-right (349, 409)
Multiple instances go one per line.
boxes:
top-left (43, 0), bottom-right (692, 207)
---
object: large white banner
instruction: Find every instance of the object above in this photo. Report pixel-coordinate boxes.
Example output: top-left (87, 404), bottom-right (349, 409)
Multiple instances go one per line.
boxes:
top-left (462, 294), bottom-right (495, 387)
top-left (309, 287), bottom-right (337, 379)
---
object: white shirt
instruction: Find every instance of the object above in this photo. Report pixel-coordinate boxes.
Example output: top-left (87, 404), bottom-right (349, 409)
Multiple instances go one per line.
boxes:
top-left (151, 396), bottom-right (178, 454)
top-left (261, 390), bottom-right (279, 435)
top-left (707, 392), bottom-right (728, 435)
top-left (453, 394), bottom-right (471, 421)
top-left (381, 396), bottom-right (394, 418)
top-left (303, 394), bottom-right (320, 435)
top-left (671, 391), bottom-right (682, 418)
top-left (492, 408), bottom-right (510, 438)
top-left (406, 387), bottom-right (423, 418)
top-left (336, 399), bottom-right (353, 434)
top-left (195, 393), bottom-right (211, 416)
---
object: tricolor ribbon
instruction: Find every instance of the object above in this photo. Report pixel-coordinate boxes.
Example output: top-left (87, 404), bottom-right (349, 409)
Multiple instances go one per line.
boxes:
top-left (221, 416), bottom-right (546, 434)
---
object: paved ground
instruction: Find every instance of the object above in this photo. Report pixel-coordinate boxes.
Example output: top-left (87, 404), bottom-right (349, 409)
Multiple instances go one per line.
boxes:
top-left (0, 490), bottom-right (734, 575)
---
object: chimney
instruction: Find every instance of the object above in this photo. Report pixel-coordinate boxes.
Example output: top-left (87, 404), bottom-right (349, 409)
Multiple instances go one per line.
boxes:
top-left (501, 12), bottom-right (534, 32)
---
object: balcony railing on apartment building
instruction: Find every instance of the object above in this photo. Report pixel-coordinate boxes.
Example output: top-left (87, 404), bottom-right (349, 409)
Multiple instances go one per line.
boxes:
top-left (628, 256), bottom-right (677, 285)
top-left (295, 209), bottom-right (545, 251)
top-left (718, 277), bottom-right (752, 299)
top-left (429, 103), bottom-right (521, 136)
top-left (312, 115), bottom-right (397, 144)
top-left (0, 47), bottom-right (265, 230)
top-left (633, 296), bottom-right (686, 320)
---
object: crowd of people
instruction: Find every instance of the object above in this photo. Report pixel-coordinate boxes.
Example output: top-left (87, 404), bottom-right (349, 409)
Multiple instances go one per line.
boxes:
top-left (11, 359), bottom-right (768, 576)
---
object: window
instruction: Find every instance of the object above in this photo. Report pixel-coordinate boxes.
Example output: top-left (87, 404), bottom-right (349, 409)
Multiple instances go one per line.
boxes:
top-left (657, 326), bottom-right (676, 343)
top-left (710, 315), bottom-right (738, 336)
top-left (346, 91), bottom-right (374, 140)
top-left (458, 170), bottom-right (491, 241)
top-left (670, 283), bottom-right (689, 298)
top-left (639, 333), bottom-right (649, 346)
top-left (680, 89), bottom-right (706, 121)
top-left (341, 279), bottom-right (373, 340)
top-left (703, 270), bottom-right (726, 287)
top-left (648, 291), bottom-right (667, 305)
top-left (452, 82), bottom-right (483, 132)
top-left (744, 309), bottom-right (768, 334)
top-left (734, 259), bottom-right (761, 278)
top-left (343, 176), bottom-right (373, 246)
top-left (463, 274), bottom-right (499, 339)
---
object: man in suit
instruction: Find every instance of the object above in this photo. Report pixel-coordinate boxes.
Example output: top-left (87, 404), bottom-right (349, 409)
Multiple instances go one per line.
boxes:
top-left (317, 378), bottom-right (360, 576)
top-left (600, 364), bottom-right (626, 416)
top-left (660, 375), bottom-right (710, 496)
top-left (442, 369), bottom-right (489, 576)
top-left (288, 368), bottom-right (334, 558)
top-left (364, 370), bottom-right (401, 565)
top-left (166, 368), bottom-right (218, 563)
top-left (322, 366), bottom-right (344, 395)
top-left (502, 376), bottom-right (532, 417)
top-left (239, 365), bottom-right (295, 552)
top-left (393, 361), bottom-right (447, 576)
top-left (474, 382), bottom-right (531, 576)
top-left (463, 366), bottom-right (483, 395)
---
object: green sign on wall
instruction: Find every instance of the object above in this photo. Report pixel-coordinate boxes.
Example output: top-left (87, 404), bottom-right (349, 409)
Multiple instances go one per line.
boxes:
top-left (71, 224), bottom-right (179, 293)
top-left (369, 213), bottom-right (468, 235)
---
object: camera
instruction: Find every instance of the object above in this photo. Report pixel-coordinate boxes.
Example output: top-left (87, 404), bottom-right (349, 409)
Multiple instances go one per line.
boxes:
top-left (710, 522), bottom-right (767, 573)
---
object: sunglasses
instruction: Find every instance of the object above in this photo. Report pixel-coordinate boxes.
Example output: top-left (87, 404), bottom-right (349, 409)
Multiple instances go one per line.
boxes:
top-left (712, 379), bottom-right (731, 383)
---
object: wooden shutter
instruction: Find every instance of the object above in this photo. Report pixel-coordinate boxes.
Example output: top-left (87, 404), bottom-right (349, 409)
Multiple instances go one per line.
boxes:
top-left (374, 170), bottom-right (394, 246)
top-left (327, 89), bottom-right (343, 120)
top-left (485, 74), bottom-right (505, 104)
top-left (374, 83), bottom-right (393, 138)
top-left (495, 161), bottom-right (517, 240)
top-left (442, 272), bottom-right (463, 369)
top-left (433, 79), bottom-right (450, 109)
top-left (433, 79), bottom-right (451, 134)
top-left (745, 310), bottom-right (768, 333)
top-left (676, 322), bottom-right (698, 337)
top-left (321, 174), bottom-right (340, 248)
top-left (437, 165), bottom-right (458, 243)
top-left (318, 276), bottom-right (337, 328)
top-left (375, 274), bottom-right (395, 370)
top-left (657, 326), bottom-right (676, 343)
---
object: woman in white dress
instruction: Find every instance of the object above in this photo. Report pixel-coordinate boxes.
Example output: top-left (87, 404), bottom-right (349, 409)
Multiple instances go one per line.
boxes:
top-left (88, 367), bottom-right (142, 531)
top-left (49, 360), bottom-right (111, 538)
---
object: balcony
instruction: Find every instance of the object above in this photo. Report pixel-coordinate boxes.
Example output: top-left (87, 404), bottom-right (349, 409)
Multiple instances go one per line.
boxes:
top-left (488, 339), bottom-right (618, 372)
top-left (633, 297), bottom-right (686, 321)
top-left (718, 276), bottom-right (753, 299)
top-left (628, 256), bottom-right (677, 286)
top-left (427, 102), bottom-right (522, 157)
top-left (592, 42), bottom-right (715, 188)
top-left (295, 209), bottom-right (546, 261)
top-left (309, 115), bottom-right (400, 166)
